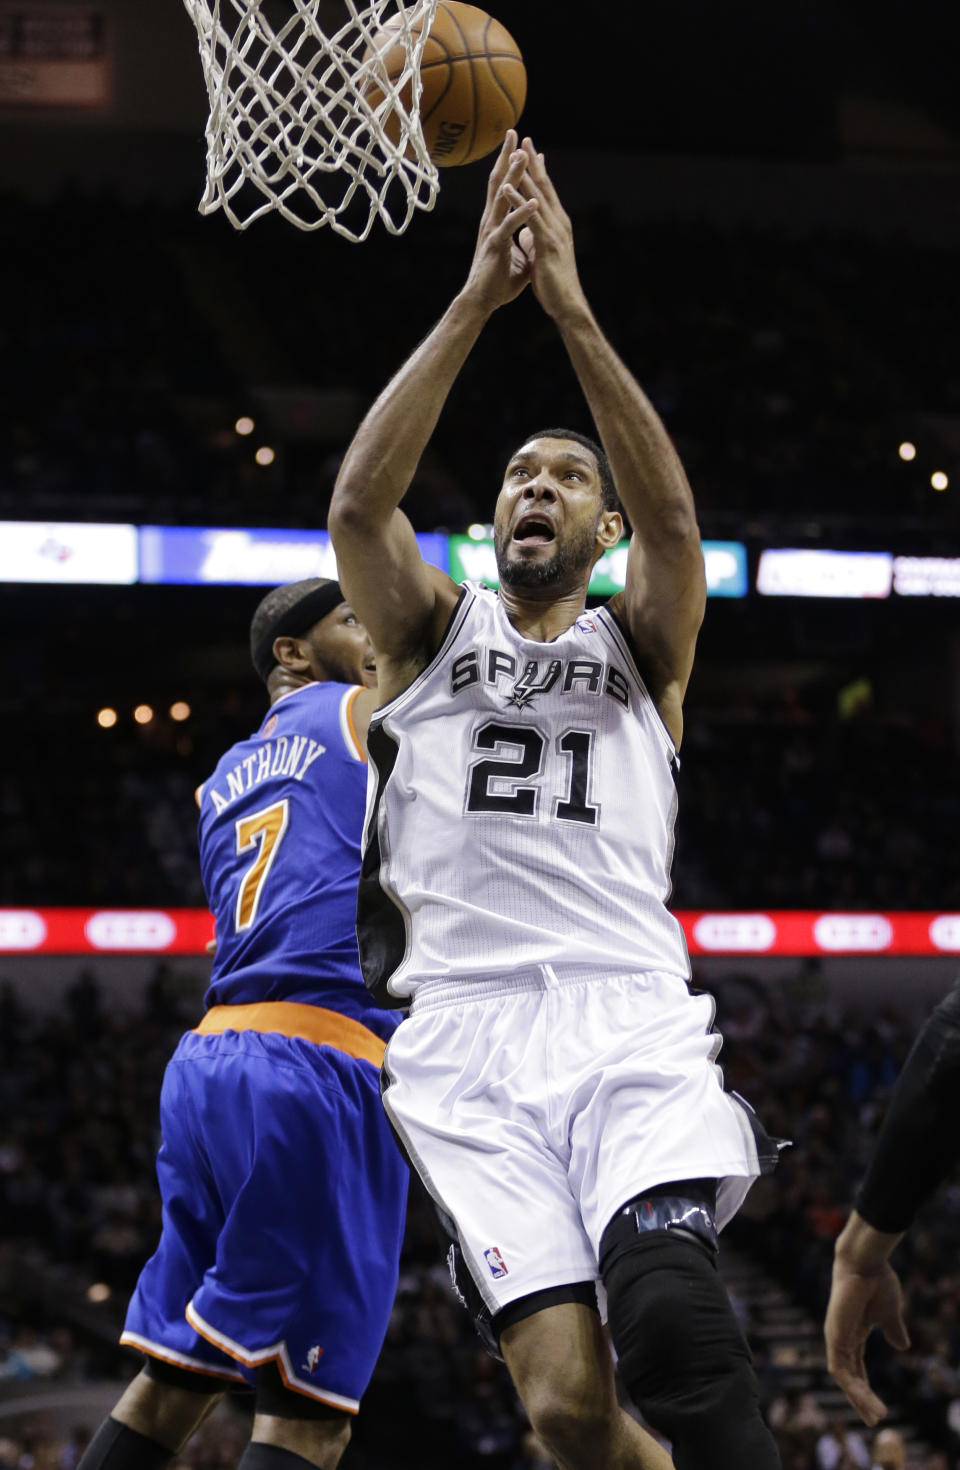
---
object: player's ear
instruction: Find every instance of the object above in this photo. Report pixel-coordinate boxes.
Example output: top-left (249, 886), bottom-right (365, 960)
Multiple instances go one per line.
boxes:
top-left (597, 509), bottom-right (623, 550)
top-left (272, 635), bottom-right (311, 675)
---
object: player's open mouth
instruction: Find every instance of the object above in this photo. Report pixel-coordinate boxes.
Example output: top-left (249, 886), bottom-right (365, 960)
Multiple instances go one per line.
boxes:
top-left (512, 514), bottom-right (556, 546)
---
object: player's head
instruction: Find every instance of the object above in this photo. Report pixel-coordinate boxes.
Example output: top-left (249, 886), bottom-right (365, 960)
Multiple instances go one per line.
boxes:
top-left (493, 429), bottom-right (623, 593)
top-left (871, 1429), bottom-right (906, 1470)
top-left (250, 578), bottom-right (376, 695)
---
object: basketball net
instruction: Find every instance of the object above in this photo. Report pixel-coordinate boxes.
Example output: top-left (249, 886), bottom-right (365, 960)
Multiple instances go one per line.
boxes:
top-left (182, 0), bottom-right (441, 240)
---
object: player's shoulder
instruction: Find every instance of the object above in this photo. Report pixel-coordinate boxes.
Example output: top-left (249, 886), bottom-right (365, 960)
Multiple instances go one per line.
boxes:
top-left (456, 579), bottom-right (497, 618)
top-left (266, 678), bottom-right (358, 725)
top-left (197, 682), bottom-right (366, 813)
top-left (597, 591), bottom-right (642, 655)
top-left (270, 680), bottom-right (366, 753)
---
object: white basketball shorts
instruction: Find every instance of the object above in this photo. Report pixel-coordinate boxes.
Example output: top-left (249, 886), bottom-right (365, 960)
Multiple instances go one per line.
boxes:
top-left (381, 967), bottom-right (774, 1318)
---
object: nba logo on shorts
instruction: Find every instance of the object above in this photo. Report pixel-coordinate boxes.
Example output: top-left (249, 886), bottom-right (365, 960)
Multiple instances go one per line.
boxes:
top-left (484, 1246), bottom-right (509, 1279)
top-left (303, 1345), bottom-right (324, 1374)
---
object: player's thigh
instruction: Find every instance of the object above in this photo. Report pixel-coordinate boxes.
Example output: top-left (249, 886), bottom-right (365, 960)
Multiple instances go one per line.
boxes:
top-left (187, 1029), bottom-right (407, 1293)
top-left (188, 1032), bottom-right (407, 1406)
top-left (565, 972), bottom-right (768, 1251)
top-left (382, 996), bottom-right (596, 1318)
top-left (122, 1048), bottom-right (246, 1386)
top-left (153, 1044), bottom-right (225, 1255)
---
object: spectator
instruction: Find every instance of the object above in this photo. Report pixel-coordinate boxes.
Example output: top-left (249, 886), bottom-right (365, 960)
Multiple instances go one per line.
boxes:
top-left (871, 1427), bottom-right (908, 1469)
top-left (817, 1414), bottom-right (871, 1470)
top-left (60, 1426), bottom-right (94, 1470)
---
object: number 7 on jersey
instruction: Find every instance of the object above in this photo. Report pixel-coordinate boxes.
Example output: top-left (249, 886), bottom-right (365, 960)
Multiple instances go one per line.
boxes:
top-left (234, 798), bottom-right (290, 931)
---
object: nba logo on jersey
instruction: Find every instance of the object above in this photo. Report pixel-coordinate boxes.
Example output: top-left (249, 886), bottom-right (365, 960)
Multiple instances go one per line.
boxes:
top-left (576, 615), bottom-right (598, 633)
top-left (484, 1246), bottom-right (509, 1279)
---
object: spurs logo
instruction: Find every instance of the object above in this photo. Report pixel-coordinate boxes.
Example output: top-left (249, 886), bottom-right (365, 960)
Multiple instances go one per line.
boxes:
top-left (503, 686), bottom-right (538, 711)
top-left (504, 659), bottom-right (562, 711)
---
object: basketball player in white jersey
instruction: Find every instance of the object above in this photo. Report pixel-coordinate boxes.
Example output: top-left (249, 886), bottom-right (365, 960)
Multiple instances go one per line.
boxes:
top-left (329, 132), bottom-right (781, 1470)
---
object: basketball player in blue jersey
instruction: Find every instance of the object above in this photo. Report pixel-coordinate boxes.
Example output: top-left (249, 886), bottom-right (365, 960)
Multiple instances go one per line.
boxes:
top-left (78, 579), bottom-right (408, 1470)
top-left (329, 133), bottom-right (781, 1470)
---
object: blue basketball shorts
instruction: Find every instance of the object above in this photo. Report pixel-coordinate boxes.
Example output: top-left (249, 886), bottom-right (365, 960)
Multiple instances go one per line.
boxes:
top-left (122, 1010), bottom-right (408, 1412)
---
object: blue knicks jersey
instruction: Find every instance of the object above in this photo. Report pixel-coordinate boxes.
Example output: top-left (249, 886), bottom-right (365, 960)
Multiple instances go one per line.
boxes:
top-left (197, 682), bottom-right (398, 1043)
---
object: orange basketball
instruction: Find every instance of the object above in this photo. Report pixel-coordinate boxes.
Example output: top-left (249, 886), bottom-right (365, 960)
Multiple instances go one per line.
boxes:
top-left (365, 2), bottom-right (526, 168)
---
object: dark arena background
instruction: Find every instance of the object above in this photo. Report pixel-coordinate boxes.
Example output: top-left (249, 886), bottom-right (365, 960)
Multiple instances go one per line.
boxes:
top-left (2, 2), bottom-right (960, 1466)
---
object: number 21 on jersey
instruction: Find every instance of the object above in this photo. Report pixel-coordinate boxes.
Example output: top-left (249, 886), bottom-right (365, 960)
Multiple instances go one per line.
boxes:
top-left (234, 798), bottom-right (290, 931)
top-left (465, 721), bottom-right (598, 825)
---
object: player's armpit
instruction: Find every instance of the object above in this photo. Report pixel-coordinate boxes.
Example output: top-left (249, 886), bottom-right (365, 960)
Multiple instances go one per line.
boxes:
top-left (329, 503), bottom-right (460, 672)
top-left (609, 531), bottom-right (706, 746)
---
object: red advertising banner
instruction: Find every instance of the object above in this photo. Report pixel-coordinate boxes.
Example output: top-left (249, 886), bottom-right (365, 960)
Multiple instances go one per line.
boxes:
top-left (1, 909), bottom-right (959, 958)
top-left (683, 911), bottom-right (960, 957)
top-left (0, 908), bottom-right (215, 954)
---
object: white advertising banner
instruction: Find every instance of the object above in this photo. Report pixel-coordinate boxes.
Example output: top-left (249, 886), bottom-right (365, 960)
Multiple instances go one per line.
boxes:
top-left (757, 548), bottom-right (893, 599)
top-left (0, 522), bottom-right (137, 583)
top-left (893, 557), bottom-right (960, 598)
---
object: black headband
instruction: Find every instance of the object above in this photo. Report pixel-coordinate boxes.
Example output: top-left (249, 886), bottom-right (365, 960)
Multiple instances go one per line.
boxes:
top-left (251, 580), bottom-right (345, 682)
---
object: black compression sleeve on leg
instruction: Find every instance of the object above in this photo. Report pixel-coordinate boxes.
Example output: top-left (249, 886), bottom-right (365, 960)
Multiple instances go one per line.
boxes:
top-left (77, 1417), bottom-right (174, 1470)
top-left (239, 1445), bottom-right (322, 1470)
top-left (602, 1233), bottom-right (781, 1470)
top-left (857, 977), bottom-right (960, 1233)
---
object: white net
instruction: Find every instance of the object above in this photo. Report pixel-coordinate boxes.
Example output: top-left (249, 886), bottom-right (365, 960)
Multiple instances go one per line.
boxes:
top-left (182, 0), bottom-right (442, 240)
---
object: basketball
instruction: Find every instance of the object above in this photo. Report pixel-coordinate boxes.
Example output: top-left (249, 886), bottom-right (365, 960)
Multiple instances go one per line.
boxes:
top-left (365, 2), bottom-right (526, 168)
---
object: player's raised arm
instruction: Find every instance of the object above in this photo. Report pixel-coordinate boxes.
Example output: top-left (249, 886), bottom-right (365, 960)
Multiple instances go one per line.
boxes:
top-left (329, 132), bottom-right (538, 683)
top-left (510, 139), bottom-right (705, 745)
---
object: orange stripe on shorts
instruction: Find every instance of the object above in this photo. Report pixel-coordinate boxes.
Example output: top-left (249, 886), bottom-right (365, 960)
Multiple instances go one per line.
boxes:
top-left (194, 1001), bottom-right (386, 1067)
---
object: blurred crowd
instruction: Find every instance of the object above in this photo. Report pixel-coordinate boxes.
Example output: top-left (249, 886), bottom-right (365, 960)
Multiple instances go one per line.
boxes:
top-left (2, 670), bottom-right (957, 911)
top-left (2, 193), bottom-right (958, 914)
top-left (0, 196), bottom-right (958, 538)
top-left (2, 188), bottom-right (960, 1467)
top-left (676, 685), bottom-right (960, 910)
top-left (3, 968), bottom-right (960, 1468)
top-left (720, 974), bottom-right (960, 1470)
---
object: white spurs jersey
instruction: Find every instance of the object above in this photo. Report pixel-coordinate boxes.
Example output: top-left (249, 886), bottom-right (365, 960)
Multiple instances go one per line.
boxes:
top-left (357, 582), bottom-right (690, 1003)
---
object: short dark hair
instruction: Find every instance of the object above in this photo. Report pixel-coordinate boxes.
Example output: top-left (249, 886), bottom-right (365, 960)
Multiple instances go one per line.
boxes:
top-left (249, 577), bottom-right (340, 685)
top-left (522, 427), bottom-right (621, 515)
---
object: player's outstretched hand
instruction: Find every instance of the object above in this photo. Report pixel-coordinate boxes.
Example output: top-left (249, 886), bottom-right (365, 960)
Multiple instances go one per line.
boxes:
top-left (507, 137), bottom-right (588, 323)
top-left (824, 1249), bottom-right (910, 1426)
top-left (461, 130), bottom-right (538, 314)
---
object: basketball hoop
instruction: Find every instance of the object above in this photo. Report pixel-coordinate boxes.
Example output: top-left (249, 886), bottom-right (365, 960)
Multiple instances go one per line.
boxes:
top-left (182, 0), bottom-right (442, 240)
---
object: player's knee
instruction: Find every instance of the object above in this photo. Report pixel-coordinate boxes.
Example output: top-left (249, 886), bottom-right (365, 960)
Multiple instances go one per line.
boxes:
top-left (112, 1367), bottom-right (224, 1452)
top-left (253, 1363), bottom-right (352, 1468)
top-left (600, 1226), bottom-right (775, 1467)
top-left (248, 1419), bottom-right (350, 1470)
top-left (522, 1373), bottom-right (617, 1463)
top-left (241, 1423), bottom-right (350, 1470)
